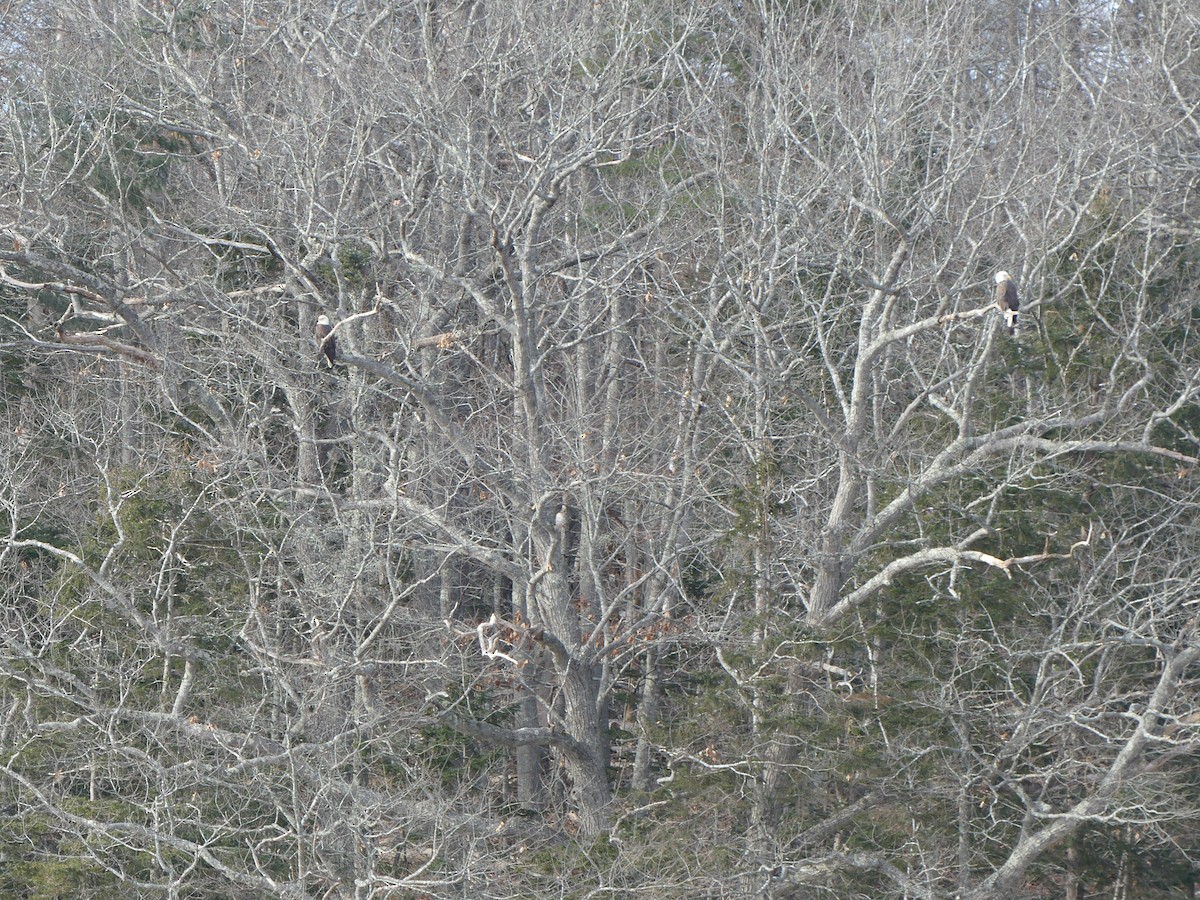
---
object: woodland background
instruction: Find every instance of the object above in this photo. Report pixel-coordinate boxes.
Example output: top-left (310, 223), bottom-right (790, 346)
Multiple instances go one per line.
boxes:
top-left (2, 0), bottom-right (1200, 897)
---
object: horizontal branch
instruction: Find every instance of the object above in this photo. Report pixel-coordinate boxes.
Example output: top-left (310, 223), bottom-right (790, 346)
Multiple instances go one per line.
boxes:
top-left (862, 300), bottom-right (992, 365)
top-left (0, 251), bottom-right (150, 340)
top-left (1027, 437), bottom-right (1199, 467)
top-left (438, 707), bottom-right (590, 759)
top-left (0, 265), bottom-right (108, 305)
top-left (56, 328), bottom-right (160, 369)
top-left (822, 523), bottom-right (1101, 625)
top-left (852, 426), bottom-right (1192, 569)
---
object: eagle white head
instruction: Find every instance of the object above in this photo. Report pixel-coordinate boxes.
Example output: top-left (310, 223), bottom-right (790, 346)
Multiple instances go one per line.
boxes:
top-left (317, 314), bottom-right (331, 326)
top-left (994, 271), bottom-right (1011, 284)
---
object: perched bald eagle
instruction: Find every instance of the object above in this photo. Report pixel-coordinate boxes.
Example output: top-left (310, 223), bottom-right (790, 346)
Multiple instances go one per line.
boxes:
top-left (994, 271), bottom-right (1019, 335)
top-left (314, 314), bottom-right (337, 366)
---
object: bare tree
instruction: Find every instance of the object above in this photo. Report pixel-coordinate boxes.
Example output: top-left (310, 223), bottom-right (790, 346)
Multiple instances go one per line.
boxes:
top-left (642, 0), bottom-right (1200, 895)
top-left (1, 0), bottom-right (1199, 897)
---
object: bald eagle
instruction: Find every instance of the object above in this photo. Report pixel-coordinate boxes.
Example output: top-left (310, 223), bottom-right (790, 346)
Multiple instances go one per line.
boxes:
top-left (314, 314), bottom-right (337, 366)
top-left (994, 271), bottom-right (1019, 335)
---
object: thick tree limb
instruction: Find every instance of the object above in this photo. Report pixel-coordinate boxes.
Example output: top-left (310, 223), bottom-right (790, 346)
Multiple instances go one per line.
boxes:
top-left (820, 527), bottom-right (1091, 623)
top-left (783, 790), bottom-right (893, 852)
top-left (967, 643), bottom-right (1200, 899)
top-left (55, 328), bottom-right (160, 369)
